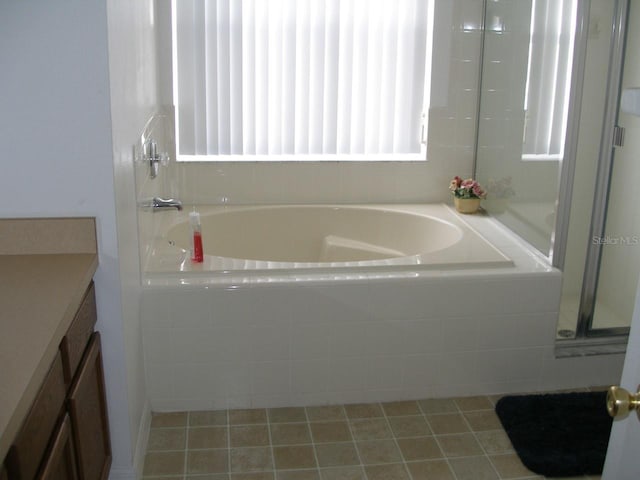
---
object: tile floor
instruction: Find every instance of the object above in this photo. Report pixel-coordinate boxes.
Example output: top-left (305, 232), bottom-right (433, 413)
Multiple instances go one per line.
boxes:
top-left (142, 392), bottom-right (604, 480)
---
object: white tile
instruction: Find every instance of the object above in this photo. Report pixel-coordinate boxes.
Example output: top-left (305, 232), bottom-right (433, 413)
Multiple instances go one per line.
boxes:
top-left (142, 328), bottom-right (174, 364)
top-left (251, 361), bottom-right (291, 395)
top-left (437, 351), bottom-right (478, 386)
top-left (172, 363), bottom-right (216, 398)
top-left (209, 326), bottom-right (253, 361)
top-left (365, 356), bottom-right (405, 390)
top-left (145, 363), bottom-right (174, 400)
top-left (328, 357), bottom-right (368, 392)
top-left (211, 362), bottom-right (252, 396)
top-left (291, 323), bottom-right (330, 359)
top-left (251, 322), bottom-right (291, 361)
top-left (401, 354), bottom-right (442, 390)
top-left (291, 359), bottom-right (329, 394)
top-left (329, 323), bottom-right (368, 357)
top-left (475, 348), bottom-right (544, 384)
top-left (402, 319), bottom-right (445, 354)
top-left (171, 328), bottom-right (216, 363)
top-left (364, 321), bottom-right (406, 356)
top-left (443, 317), bottom-right (479, 352)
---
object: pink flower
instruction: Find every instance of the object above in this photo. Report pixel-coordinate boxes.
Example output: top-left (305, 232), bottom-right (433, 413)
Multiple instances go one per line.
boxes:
top-left (472, 185), bottom-right (486, 198)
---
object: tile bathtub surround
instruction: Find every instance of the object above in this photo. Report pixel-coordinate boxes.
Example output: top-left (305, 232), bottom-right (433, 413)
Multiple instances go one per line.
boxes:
top-left (142, 394), bottom-right (603, 480)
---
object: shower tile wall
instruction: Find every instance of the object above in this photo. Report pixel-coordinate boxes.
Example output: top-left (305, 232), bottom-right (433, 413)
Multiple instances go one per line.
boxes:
top-left (158, 0), bottom-right (484, 207)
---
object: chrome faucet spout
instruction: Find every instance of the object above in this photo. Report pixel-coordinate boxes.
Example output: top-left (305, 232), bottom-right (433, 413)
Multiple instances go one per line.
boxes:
top-left (140, 197), bottom-right (183, 211)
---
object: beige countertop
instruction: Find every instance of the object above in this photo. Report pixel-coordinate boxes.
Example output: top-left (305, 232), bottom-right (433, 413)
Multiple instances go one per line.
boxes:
top-left (0, 218), bottom-right (97, 462)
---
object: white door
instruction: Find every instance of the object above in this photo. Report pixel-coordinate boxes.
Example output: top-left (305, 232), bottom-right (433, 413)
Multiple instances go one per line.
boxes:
top-left (602, 277), bottom-right (640, 478)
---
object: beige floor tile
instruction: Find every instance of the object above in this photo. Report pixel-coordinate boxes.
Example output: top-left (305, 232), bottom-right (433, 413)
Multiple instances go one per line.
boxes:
top-left (231, 473), bottom-right (274, 480)
top-left (186, 474), bottom-right (230, 480)
top-left (343, 403), bottom-right (383, 419)
top-left (417, 398), bottom-right (457, 415)
top-left (276, 470), bottom-right (320, 480)
top-left (187, 449), bottom-right (230, 475)
top-left (426, 413), bottom-right (470, 434)
top-left (230, 409), bottom-right (268, 425)
top-left (231, 425), bottom-right (271, 447)
top-left (396, 437), bottom-right (442, 461)
top-left (270, 423), bottom-right (312, 445)
top-left (448, 456), bottom-right (499, 480)
top-left (310, 421), bottom-right (352, 443)
top-left (489, 453), bottom-right (536, 479)
top-left (387, 416), bottom-right (431, 438)
top-left (348, 418), bottom-right (392, 440)
top-left (356, 439), bottom-right (402, 464)
top-left (151, 412), bottom-right (188, 428)
top-left (405, 459), bottom-right (455, 480)
top-left (319, 466), bottom-right (366, 480)
top-left (463, 410), bottom-right (503, 432)
top-left (381, 401), bottom-right (421, 416)
top-left (314, 442), bottom-right (360, 467)
top-left (230, 447), bottom-right (274, 473)
top-left (364, 463), bottom-right (410, 480)
top-left (437, 433), bottom-right (484, 457)
top-left (268, 407), bottom-right (307, 423)
top-left (273, 445), bottom-right (317, 470)
top-left (189, 426), bottom-right (228, 449)
top-left (306, 406), bottom-right (346, 422)
top-left (190, 410), bottom-right (229, 426)
top-left (474, 430), bottom-right (515, 455)
top-left (454, 396), bottom-right (493, 411)
top-left (143, 451), bottom-right (185, 476)
top-left (147, 427), bottom-right (187, 451)
top-left (145, 476), bottom-right (184, 480)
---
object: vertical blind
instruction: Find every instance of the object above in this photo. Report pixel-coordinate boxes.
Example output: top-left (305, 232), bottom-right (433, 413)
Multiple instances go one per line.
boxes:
top-left (523, 0), bottom-right (577, 159)
top-left (172, 0), bottom-right (429, 159)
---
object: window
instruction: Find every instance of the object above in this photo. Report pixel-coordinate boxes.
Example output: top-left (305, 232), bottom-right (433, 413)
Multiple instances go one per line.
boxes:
top-left (522, 0), bottom-right (577, 161)
top-left (171, 0), bottom-right (432, 161)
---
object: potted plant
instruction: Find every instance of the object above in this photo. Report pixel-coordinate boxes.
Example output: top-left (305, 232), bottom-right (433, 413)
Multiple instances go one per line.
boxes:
top-left (449, 176), bottom-right (486, 214)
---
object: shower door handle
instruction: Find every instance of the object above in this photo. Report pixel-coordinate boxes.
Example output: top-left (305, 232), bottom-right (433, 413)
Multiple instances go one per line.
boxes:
top-left (607, 385), bottom-right (640, 420)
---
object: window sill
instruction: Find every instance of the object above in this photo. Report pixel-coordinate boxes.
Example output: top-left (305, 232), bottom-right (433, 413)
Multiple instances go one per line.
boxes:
top-left (176, 152), bottom-right (427, 163)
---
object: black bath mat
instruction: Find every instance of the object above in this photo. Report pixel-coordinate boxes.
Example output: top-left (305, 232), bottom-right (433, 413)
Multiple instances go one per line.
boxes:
top-left (495, 391), bottom-right (612, 477)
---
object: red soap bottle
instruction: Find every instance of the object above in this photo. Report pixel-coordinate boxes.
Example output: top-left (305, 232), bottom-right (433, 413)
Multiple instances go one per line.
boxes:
top-left (189, 211), bottom-right (204, 263)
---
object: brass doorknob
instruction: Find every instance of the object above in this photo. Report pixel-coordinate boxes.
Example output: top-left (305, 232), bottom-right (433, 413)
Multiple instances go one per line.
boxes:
top-left (607, 385), bottom-right (640, 419)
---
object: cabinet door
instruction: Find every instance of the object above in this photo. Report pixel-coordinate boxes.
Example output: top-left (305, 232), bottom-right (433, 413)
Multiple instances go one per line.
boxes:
top-left (37, 414), bottom-right (78, 480)
top-left (68, 333), bottom-right (111, 480)
top-left (6, 352), bottom-right (66, 480)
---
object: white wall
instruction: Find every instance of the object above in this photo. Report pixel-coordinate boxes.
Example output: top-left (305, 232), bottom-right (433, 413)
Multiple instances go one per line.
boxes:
top-left (0, 1), bottom-right (142, 478)
top-left (106, 0), bottom-right (161, 477)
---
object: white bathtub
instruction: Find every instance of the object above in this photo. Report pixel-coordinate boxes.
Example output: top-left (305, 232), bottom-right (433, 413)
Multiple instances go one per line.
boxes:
top-left (145, 204), bottom-right (512, 274)
top-left (140, 204), bottom-right (625, 411)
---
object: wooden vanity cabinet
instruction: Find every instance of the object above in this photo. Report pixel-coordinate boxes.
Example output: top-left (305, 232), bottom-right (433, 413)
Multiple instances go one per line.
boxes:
top-left (4, 282), bottom-right (111, 480)
top-left (67, 333), bottom-right (111, 480)
top-left (37, 415), bottom-right (78, 480)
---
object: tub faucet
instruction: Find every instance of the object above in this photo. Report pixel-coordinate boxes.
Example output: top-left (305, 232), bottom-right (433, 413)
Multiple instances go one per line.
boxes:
top-left (140, 197), bottom-right (183, 211)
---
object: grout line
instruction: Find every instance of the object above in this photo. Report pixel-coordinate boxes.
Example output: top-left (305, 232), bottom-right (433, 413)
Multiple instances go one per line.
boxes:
top-left (304, 406), bottom-right (322, 479)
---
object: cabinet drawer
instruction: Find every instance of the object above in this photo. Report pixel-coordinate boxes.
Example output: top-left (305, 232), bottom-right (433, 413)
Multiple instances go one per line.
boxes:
top-left (68, 332), bottom-right (111, 480)
top-left (60, 282), bottom-right (96, 385)
top-left (6, 352), bottom-right (66, 480)
top-left (36, 414), bottom-right (78, 480)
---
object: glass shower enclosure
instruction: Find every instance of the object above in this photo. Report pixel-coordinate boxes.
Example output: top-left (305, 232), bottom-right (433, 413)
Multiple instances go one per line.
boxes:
top-left (475, 0), bottom-right (637, 346)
